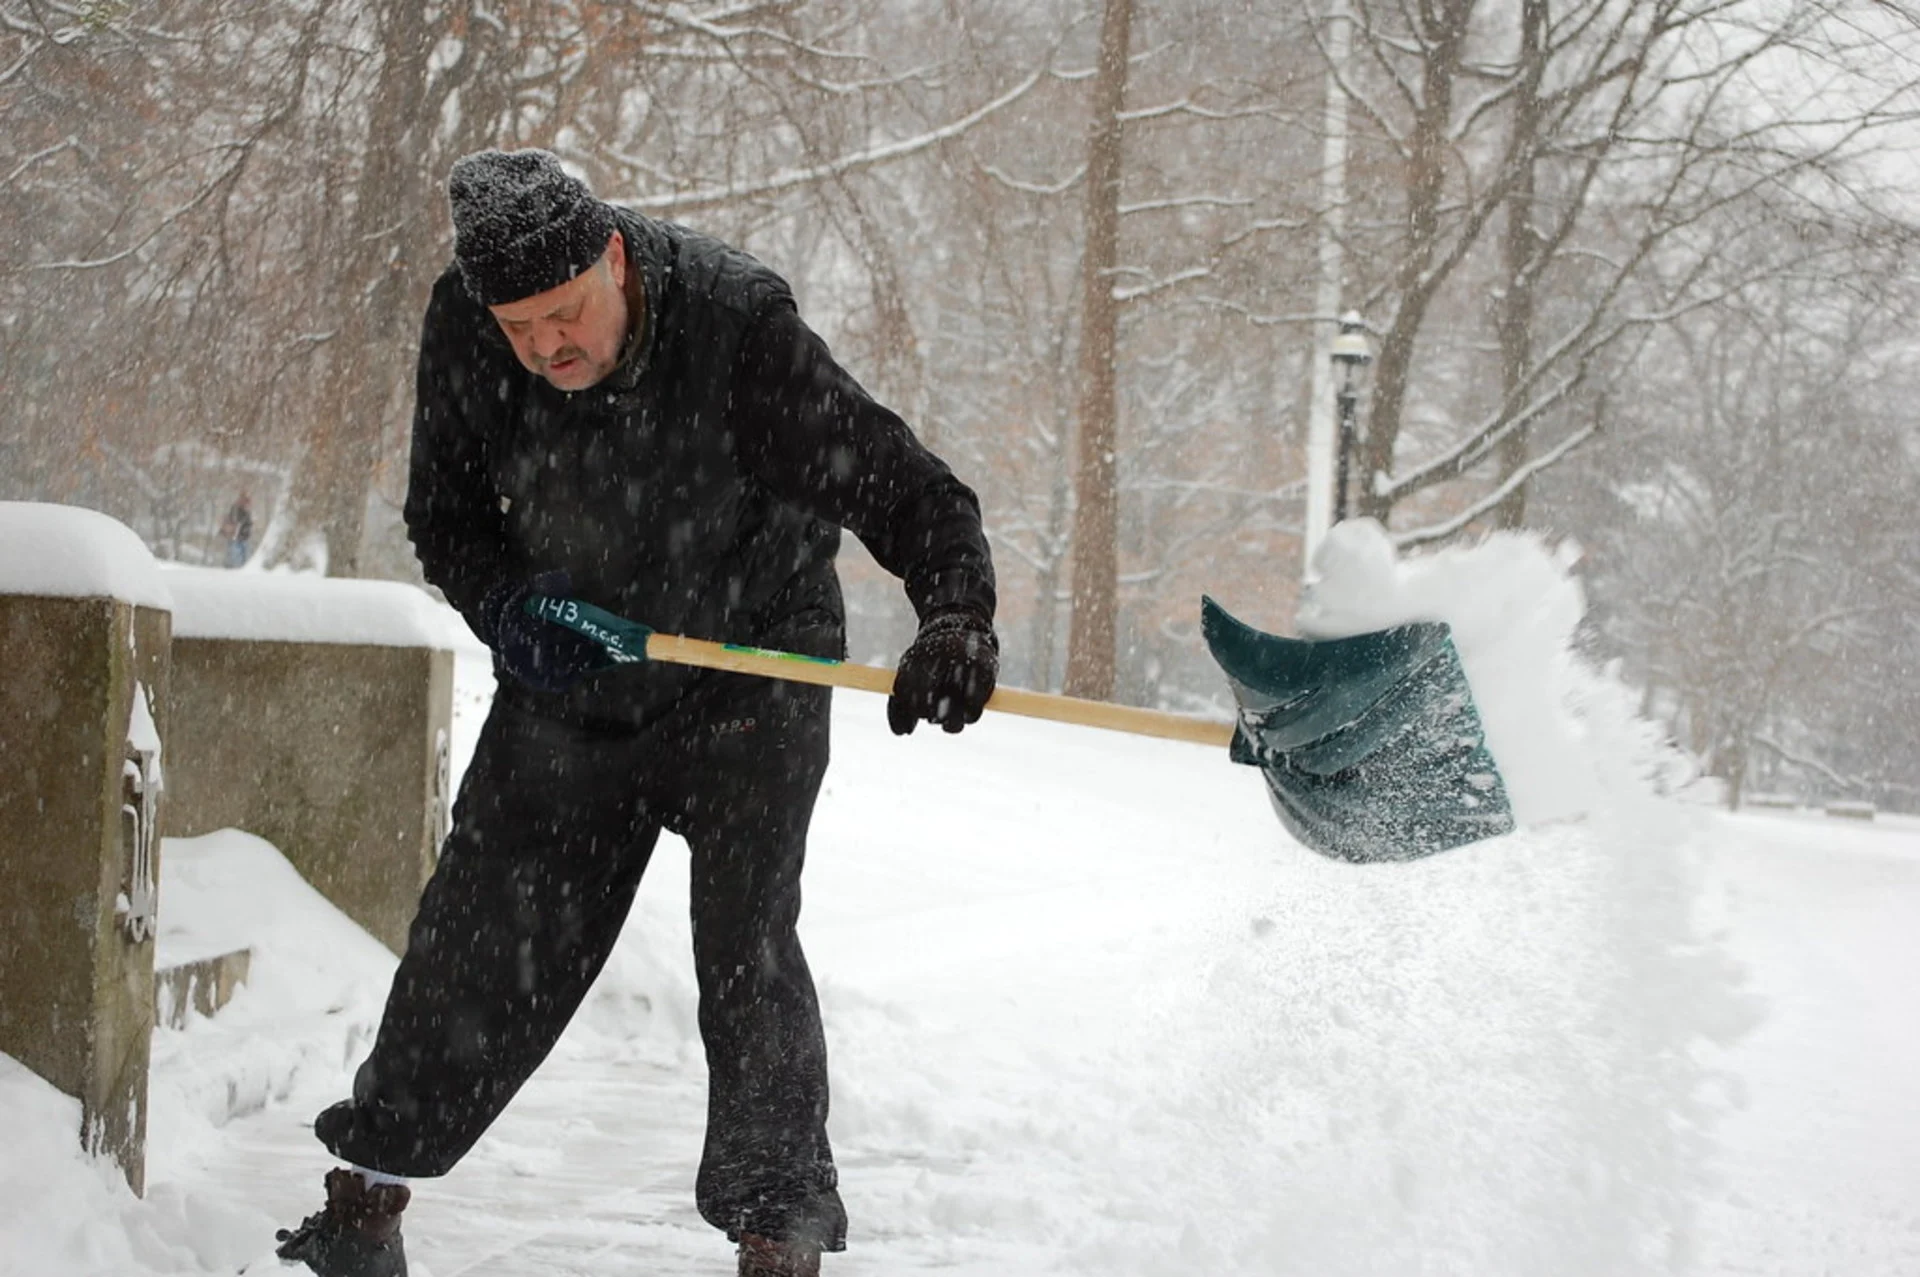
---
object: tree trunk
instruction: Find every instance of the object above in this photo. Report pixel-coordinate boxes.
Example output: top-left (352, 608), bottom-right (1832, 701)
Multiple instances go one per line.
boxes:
top-left (292, 0), bottom-right (439, 575)
top-left (1029, 460), bottom-right (1073, 691)
top-left (1063, 0), bottom-right (1133, 701)
top-left (1723, 730), bottom-right (1750, 812)
top-left (1493, 0), bottom-right (1547, 530)
top-left (1353, 0), bottom-right (1470, 524)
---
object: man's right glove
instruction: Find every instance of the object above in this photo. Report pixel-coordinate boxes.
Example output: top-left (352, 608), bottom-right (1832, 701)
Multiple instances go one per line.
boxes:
top-left (887, 607), bottom-right (999, 736)
top-left (477, 571), bottom-right (615, 693)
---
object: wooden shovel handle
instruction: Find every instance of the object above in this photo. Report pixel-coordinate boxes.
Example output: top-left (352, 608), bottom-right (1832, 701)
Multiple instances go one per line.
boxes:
top-left (645, 633), bottom-right (1235, 748)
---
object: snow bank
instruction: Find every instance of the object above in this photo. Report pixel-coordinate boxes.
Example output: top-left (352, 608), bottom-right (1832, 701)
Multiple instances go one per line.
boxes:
top-left (149, 831), bottom-right (397, 1141)
top-left (0, 1055), bottom-right (264, 1277)
top-left (1299, 518), bottom-right (1670, 827)
top-left (162, 565), bottom-right (474, 650)
top-left (0, 502), bottom-right (171, 610)
top-left (1, 830), bottom-right (402, 1277)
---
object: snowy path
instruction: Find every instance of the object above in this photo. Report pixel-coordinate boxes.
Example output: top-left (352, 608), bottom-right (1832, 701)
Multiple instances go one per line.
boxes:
top-left (131, 689), bottom-right (1915, 1277)
top-left (12, 656), bottom-right (1920, 1275)
top-left (1692, 813), bottom-right (1920, 1275)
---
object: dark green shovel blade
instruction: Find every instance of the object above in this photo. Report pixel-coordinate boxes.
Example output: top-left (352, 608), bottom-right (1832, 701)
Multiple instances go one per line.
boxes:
top-left (1201, 595), bottom-right (1513, 863)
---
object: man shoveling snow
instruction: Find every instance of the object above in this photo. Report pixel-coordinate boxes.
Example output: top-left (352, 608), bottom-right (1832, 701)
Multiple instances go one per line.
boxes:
top-left (272, 148), bottom-right (999, 1277)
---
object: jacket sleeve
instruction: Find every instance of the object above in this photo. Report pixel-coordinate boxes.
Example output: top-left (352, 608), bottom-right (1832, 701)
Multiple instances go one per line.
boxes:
top-left (403, 276), bottom-right (516, 639)
top-left (729, 299), bottom-right (996, 624)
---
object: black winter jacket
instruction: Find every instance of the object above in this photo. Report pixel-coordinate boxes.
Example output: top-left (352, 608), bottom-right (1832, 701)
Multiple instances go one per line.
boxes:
top-left (404, 208), bottom-right (995, 729)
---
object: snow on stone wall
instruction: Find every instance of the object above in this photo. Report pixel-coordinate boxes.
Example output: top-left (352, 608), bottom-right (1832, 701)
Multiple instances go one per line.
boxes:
top-left (162, 565), bottom-right (472, 650)
top-left (0, 502), bottom-right (172, 610)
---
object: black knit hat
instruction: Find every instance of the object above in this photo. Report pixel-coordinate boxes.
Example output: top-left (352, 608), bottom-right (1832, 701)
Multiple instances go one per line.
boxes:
top-left (447, 149), bottom-right (618, 307)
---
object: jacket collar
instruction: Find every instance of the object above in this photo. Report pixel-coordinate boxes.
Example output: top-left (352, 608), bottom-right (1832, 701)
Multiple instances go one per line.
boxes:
top-left (602, 208), bottom-right (671, 394)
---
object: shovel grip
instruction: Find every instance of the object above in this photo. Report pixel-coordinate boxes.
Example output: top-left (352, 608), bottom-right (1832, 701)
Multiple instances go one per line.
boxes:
top-left (528, 594), bottom-right (1234, 748)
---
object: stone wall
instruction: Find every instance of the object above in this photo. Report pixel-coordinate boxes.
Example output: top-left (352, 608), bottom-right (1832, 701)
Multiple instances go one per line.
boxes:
top-left (1, 505), bottom-right (460, 1189)
top-left (0, 592), bottom-right (170, 1194)
top-left (164, 638), bottom-right (453, 954)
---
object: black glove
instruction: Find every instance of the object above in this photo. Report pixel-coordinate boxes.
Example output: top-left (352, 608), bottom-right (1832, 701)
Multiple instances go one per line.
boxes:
top-left (477, 571), bottom-right (615, 693)
top-left (887, 607), bottom-right (999, 736)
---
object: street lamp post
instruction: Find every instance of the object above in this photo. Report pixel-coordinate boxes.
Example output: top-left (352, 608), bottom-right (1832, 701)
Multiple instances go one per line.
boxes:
top-left (1330, 311), bottom-right (1371, 524)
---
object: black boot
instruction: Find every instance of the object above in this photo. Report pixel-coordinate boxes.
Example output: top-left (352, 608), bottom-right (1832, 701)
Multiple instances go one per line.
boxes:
top-left (738, 1232), bottom-right (822, 1277)
top-left (274, 1168), bottom-right (410, 1277)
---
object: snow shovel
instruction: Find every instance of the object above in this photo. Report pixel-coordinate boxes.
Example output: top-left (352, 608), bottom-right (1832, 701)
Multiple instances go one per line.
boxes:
top-left (523, 594), bottom-right (1234, 747)
top-left (526, 595), bottom-right (1514, 860)
top-left (1200, 595), bottom-right (1513, 862)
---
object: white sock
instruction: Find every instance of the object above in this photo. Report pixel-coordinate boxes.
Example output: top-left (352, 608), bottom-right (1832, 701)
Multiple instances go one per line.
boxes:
top-left (352, 1164), bottom-right (410, 1189)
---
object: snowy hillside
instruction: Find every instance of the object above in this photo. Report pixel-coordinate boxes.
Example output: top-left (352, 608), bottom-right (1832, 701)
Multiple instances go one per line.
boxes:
top-left (4, 533), bottom-right (1917, 1275)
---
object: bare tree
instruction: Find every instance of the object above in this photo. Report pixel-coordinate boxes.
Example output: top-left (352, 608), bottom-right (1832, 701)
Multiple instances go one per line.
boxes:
top-left (1062, 0), bottom-right (1134, 700)
top-left (2, 0), bottom-right (359, 543)
top-left (1324, 0), bottom-right (1920, 544)
top-left (1557, 216), bottom-right (1920, 807)
top-left (1, 0), bottom-right (1051, 575)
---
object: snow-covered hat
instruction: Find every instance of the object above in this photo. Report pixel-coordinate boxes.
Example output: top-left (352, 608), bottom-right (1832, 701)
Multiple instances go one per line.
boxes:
top-left (447, 148), bottom-right (617, 307)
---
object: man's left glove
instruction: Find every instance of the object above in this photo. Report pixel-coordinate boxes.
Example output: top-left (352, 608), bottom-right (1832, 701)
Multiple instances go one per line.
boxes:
top-left (887, 607), bottom-right (999, 736)
top-left (477, 570), bottom-right (616, 693)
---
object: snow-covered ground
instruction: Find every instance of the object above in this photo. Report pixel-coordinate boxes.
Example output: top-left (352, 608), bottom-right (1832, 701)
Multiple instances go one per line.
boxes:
top-left (4, 530), bottom-right (1918, 1275)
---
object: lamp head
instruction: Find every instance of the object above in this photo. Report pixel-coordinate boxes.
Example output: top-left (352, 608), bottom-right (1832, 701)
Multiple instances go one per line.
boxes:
top-left (1331, 311), bottom-right (1372, 369)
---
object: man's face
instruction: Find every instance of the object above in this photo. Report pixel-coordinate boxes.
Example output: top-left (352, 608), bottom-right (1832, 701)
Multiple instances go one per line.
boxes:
top-left (489, 232), bottom-right (630, 391)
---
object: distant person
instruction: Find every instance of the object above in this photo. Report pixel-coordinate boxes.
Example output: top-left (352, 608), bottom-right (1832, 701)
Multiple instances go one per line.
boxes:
top-left (218, 492), bottom-right (252, 568)
top-left (270, 148), bottom-right (999, 1277)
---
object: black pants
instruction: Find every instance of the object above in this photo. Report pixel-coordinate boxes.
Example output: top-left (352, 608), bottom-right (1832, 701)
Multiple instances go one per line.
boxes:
top-left (314, 672), bottom-right (846, 1250)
